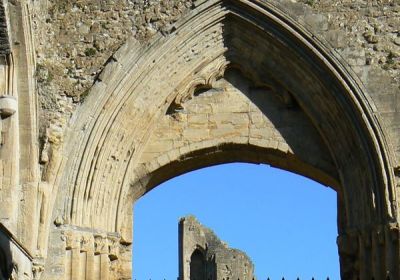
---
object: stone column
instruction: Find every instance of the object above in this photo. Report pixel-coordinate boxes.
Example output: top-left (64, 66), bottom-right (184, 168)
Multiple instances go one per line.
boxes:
top-left (118, 242), bottom-right (132, 280)
top-left (95, 235), bottom-right (109, 280)
top-left (58, 228), bottom-right (129, 280)
top-left (85, 236), bottom-right (95, 280)
top-left (65, 231), bottom-right (83, 280)
top-left (72, 237), bottom-right (82, 279)
top-left (0, 54), bottom-right (18, 231)
top-left (80, 234), bottom-right (94, 280)
top-left (108, 235), bottom-right (119, 279)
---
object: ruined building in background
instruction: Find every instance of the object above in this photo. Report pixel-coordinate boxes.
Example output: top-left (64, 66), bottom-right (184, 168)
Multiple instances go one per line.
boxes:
top-left (0, 0), bottom-right (399, 279)
top-left (179, 216), bottom-right (254, 280)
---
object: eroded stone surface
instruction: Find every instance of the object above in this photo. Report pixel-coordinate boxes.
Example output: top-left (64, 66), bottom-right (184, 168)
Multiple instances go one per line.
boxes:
top-left (30, 0), bottom-right (400, 175)
top-left (179, 216), bottom-right (255, 280)
top-left (0, 0), bottom-right (399, 279)
top-left (31, 0), bottom-right (195, 169)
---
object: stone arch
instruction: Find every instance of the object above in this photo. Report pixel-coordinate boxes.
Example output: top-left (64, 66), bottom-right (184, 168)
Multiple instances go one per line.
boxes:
top-left (43, 0), bottom-right (398, 279)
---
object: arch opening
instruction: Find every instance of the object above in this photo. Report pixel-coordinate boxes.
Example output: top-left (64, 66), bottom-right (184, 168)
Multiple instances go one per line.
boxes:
top-left (133, 163), bottom-right (339, 280)
top-left (190, 249), bottom-right (206, 280)
top-left (46, 1), bottom-right (397, 279)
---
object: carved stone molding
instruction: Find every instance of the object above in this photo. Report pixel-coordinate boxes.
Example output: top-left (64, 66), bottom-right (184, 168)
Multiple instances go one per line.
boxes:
top-left (32, 258), bottom-right (45, 280)
top-left (338, 223), bottom-right (400, 279)
top-left (60, 227), bottom-right (131, 279)
top-left (94, 234), bottom-right (109, 255)
top-left (168, 57), bottom-right (228, 114)
top-left (0, 95), bottom-right (16, 118)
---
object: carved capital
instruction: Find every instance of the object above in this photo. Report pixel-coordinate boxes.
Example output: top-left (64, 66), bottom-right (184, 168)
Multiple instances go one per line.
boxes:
top-left (94, 234), bottom-right (109, 254)
top-left (108, 235), bottom-right (121, 261)
top-left (80, 234), bottom-right (94, 252)
top-left (63, 230), bottom-right (81, 249)
top-left (32, 258), bottom-right (45, 280)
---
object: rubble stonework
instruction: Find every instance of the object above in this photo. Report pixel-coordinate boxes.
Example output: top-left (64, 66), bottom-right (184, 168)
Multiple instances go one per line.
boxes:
top-left (30, 0), bottom-right (195, 178)
top-left (0, 0), bottom-right (399, 279)
top-left (30, 0), bottom-right (400, 171)
top-left (179, 216), bottom-right (255, 280)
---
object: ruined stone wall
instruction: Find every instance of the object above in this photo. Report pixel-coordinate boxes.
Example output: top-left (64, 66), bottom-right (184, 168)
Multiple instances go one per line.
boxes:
top-left (0, 0), bottom-right (10, 55)
top-left (29, 0), bottom-right (400, 175)
top-left (284, 0), bottom-right (400, 159)
top-left (179, 216), bottom-right (255, 280)
top-left (34, 1), bottom-right (399, 278)
top-left (0, 0), bottom-right (398, 279)
top-left (30, 0), bottom-right (194, 177)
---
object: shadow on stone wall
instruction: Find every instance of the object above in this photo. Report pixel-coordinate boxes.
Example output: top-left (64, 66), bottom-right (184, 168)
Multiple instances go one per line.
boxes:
top-left (0, 224), bottom-right (14, 279)
top-left (223, 66), bottom-right (335, 180)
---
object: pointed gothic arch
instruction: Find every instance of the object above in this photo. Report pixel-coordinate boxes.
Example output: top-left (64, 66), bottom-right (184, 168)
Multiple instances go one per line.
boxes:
top-left (41, 1), bottom-right (398, 279)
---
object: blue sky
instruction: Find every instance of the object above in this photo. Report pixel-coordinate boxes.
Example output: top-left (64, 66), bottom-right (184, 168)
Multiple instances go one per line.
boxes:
top-left (133, 163), bottom-right (339, 280)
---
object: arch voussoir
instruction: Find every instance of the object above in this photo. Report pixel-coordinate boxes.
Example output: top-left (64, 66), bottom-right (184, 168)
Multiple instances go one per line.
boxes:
top-left (42, 1), bottom-right (398, 279)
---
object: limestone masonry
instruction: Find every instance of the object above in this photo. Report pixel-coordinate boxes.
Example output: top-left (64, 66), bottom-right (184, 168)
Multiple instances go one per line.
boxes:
top-left (179, 216), bottom-right (255, 280)
top-left (0, 0), bottom-right (399, 279)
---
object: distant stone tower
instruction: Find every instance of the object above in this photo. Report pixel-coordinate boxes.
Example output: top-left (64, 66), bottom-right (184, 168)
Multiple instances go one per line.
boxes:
top-left (179, 216), bottom-right (255, 280)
